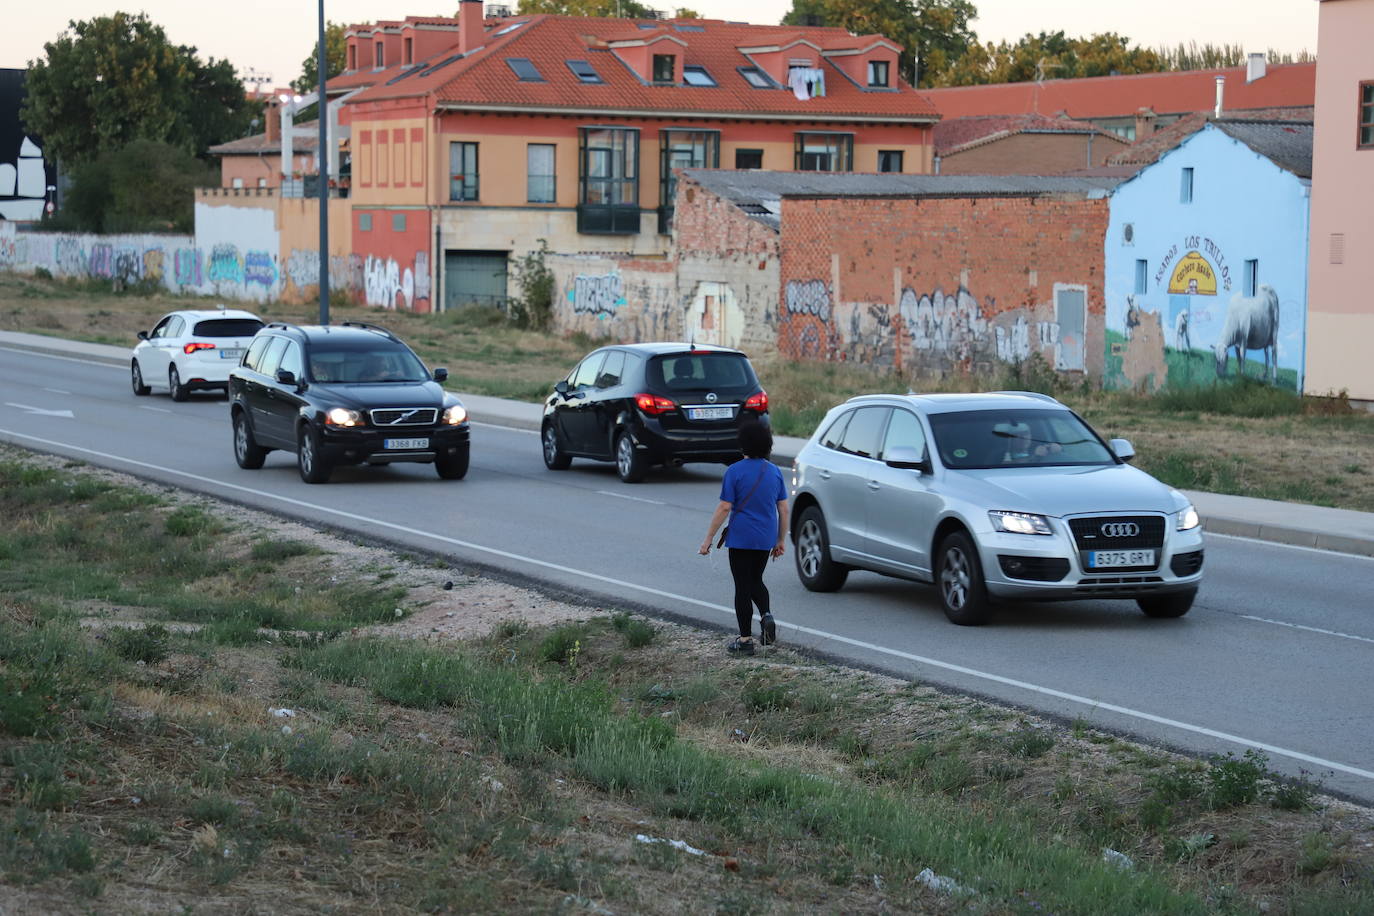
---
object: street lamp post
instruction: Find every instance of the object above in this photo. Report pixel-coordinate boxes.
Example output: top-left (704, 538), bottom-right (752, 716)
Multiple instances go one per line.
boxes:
top-left (317, 0), bottom-right (330, 324)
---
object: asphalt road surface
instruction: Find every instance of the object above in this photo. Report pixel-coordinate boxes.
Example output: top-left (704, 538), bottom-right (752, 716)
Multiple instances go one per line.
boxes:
top-left (4, 345), bottom-right (1373, 804)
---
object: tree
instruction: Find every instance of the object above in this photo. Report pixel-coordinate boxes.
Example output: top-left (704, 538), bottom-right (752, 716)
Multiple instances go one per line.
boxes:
top-left (517, 0), bottom-right (658, 16)
top-left (21, 12), bottom-right (253, 166)
top-left (292, 21), bottom-right (348, 93)
top-left (782, 0), bottom-right (978, 88)
top-left (929, 30), bottom-right (1164, 86)
top-left (60, 140), bottom-right (214, 234)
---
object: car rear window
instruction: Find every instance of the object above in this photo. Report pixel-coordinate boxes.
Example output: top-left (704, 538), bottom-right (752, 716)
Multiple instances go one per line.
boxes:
top-left (193, 318), bottom-right (264, 338)
top-left (650, 353), bottom-right (755, 390)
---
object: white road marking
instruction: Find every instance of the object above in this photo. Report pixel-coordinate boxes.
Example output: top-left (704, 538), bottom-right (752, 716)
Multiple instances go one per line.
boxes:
top-left (138, 405), bottom-right (175, 414)
top-left (1207, 530), bottom-right (1374, 562)
top-left (5, 402), bottom-right (74, 418)
top-left (2, 425), bottom-right (1371, 784)
top-left (43, 388), bottom-right (72, 395)
top-left (597, 490), bottom-right (665, 505)
top-left (1242, 615), bottom-right (1374, 645)
top-left (471, 420), bottom-right (537, 434)
top-left (0, 346), bottom-right (124, 367)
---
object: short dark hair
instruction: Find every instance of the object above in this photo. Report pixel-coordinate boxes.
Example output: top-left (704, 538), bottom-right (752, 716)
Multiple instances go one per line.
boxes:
top-left (737, 417), bottom-right (772, 459)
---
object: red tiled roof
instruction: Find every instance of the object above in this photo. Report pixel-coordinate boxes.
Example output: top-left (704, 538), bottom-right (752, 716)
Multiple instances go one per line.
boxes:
top-left (209, 122), bottom-right (319, 156)
top-left (921, 62), bottom-right (1315, 120)
top-left (934, 113), bottom-right (1124, 155)
top-left (339, 16), bottom-right (937, 122)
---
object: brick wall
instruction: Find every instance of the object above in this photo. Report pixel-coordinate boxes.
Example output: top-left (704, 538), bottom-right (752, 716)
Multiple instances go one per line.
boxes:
top-left (778, 195), bottom-right (1110, 379)
top-left (939, 132), bottom-right (1124, 175)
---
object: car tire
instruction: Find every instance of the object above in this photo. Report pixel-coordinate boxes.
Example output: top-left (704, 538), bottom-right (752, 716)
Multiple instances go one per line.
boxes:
top-left (542, 423), bottom-right (572, 470)
top-left (297, 423), bottom-right (332, 484)
top-left (169, 364), bottom-right (189, 402)
top-left (232, 411), bottom-right (267, 470)
top-left (435, 445), bottom-right (470, 480)
top-left (131, 361), bottom-right (151, 396)
top-left (1137, 589), bottom-right (1195, 619)
top-left (615, 431), bottom-right (647, 483)
top-left (936, 531), bottom-right (992, 626)
top-left (794, 506), bottom-right (848, 592)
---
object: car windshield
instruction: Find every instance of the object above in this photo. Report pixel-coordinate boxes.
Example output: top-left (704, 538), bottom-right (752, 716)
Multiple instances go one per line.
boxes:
top-left (649, 353), bottom-right (755, 390)
top-left (928, 408), bottom-right (1114, 469)
top-left (309, 347), bottom-right (430, 384)
top-left (192, 318), bottom-right (264, 337)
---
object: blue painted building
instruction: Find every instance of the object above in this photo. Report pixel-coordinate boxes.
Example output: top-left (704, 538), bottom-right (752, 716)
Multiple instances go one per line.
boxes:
top-left (1104, 120), bottom-right (1312, 391)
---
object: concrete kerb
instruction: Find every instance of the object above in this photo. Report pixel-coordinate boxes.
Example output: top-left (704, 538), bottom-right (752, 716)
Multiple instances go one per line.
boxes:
top-left (3, 329), bottom-right (1372, 559)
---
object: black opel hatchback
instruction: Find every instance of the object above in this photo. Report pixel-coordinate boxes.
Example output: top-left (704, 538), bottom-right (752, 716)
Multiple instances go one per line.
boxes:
top-left (541, 342), bottom-right (768, 482)
top-left (229, 322), bottom-right (470, 484)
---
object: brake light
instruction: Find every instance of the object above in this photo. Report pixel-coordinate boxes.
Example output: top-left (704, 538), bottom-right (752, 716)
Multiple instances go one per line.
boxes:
top-left (743, 390), bottom-right (769, 413)
top-left (635, 393), bottom-right (677, 415)
top-left (184, 342), bottom-right (215, 355)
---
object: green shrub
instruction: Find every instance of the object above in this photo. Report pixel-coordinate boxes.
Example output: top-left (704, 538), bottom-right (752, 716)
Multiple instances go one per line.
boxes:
top-left (165, 506), bottom-right (218, 537)
top-left (110, 624), bottom-right (171, 665)
top-left (188, 795), bottom-right (239, 826)
top-left (1005, 725), bottom-right (1056, 759)
top-left (742, 677), bottom-right (792, 711)
top-left (1206, 750), bottom-right (1269, 809)
top-left (538, 624), bottom-right (590, 665)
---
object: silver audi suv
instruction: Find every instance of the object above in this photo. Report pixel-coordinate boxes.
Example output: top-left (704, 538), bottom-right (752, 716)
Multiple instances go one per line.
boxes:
top-left (790, 392), bottom-right (1204, 625)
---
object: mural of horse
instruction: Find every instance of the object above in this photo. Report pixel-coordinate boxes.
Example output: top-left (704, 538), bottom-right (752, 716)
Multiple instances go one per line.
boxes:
top-left (1213, 284), bottom-right (1279, 381)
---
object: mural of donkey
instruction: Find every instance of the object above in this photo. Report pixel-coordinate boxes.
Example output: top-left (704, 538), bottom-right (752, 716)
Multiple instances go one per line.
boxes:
top-left (1213, 284), bottom-right (1279, 381)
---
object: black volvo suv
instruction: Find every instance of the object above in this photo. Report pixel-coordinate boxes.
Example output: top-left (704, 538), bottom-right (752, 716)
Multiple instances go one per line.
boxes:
top-left (228, 321), bottom-right (470, 484)
top-left (541, 342), bottom-right (768, 482)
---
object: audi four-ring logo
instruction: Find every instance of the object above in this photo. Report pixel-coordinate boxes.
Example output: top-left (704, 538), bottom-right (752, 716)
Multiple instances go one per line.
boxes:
top-left (1101, 522), bottom-right (1140, 537)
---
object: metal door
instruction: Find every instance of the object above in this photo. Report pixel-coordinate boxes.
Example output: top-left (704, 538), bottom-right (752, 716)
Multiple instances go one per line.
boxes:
top-left (444, 251), bottom-right (508, 311)
top-left (1055, 284), bottom-right (1086, 371)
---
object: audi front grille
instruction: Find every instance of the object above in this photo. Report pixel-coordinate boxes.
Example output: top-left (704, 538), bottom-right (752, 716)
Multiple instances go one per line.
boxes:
top-left (1067, 515), bottom-right (1166, 552)
top-left (369, 407), bottom-right (439, 427)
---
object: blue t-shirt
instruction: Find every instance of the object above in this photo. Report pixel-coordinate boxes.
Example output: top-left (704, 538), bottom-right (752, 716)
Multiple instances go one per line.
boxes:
top-left (719, 458), bottom-right (788, 550)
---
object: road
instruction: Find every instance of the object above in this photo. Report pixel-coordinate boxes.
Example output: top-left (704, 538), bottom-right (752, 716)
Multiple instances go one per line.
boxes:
top-left (3, 344), bottom-right (1373, 804)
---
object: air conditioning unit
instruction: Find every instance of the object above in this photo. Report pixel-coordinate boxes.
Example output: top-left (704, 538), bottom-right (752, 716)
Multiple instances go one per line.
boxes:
top-left (486, 3), bottom-right (512, 17)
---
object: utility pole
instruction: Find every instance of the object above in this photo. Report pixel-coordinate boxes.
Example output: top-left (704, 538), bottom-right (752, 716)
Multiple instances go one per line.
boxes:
top-left (317, 0), bottom-right (330, 324)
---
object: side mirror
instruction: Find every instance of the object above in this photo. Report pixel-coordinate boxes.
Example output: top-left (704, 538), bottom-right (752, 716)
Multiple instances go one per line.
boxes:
top-left (137, 330), bottom-right (149, 340)
top-left (275, 369), bottom-right (297, 387)
top-left (1110, 438), bottom-right (1136, 462)
top-left (432, 367), bottom-right (449, 383)
top-left (884, 445), bottom-right (932, 474)
top-left (554, 380), bottom-right (570, 396)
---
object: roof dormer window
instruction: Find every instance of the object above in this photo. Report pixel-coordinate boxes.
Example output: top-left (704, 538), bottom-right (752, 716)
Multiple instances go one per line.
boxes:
top-left (740, 67), bottom-right (770, 89)
top-left (867, 60), bottom-right (889, 88)
top-left (567, 60), bottom-right (603, 83)
top-left (682, 66), bottom-right (716, 87)
top-left (653, 54), bottom-right (675, 84)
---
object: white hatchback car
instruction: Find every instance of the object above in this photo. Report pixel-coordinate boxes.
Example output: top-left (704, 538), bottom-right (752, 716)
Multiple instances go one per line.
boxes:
top-left (131, 308), bottom-right (265, 401)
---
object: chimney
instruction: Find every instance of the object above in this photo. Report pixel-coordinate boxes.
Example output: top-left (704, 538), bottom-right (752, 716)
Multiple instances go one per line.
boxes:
top-left (265, 99), bottom-right (281, 142)
top-left (460, 0), bottom-right (485, 55)
top-left (1214, 76), bottom-right (1225, 118)
top-left (1246, 52), bottom-right (1267, 83)
top-left (1134, 107), bottom-right (1158, 139)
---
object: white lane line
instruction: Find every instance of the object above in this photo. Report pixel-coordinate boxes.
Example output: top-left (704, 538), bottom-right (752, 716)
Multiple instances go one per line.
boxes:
top-left (1207, 530), bottom-right (1374, 562)
top-left (597, 490), bottom-right (665, 505)
top-left (471, 420), bottom-right (537, 434)
top-left (43, 388), bottom-right (72, 395)
top-left (1242, 615), bottom-right (1374, 645)
top-left (138, 406), bottom-right (175, 414)
top-left (0, 346), bottom-right (124, 367)
top-left (3, 426), bottom-right (1371, 784)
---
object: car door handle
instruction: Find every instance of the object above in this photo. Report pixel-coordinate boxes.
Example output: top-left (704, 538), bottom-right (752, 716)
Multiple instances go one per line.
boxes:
top-left (817, 469), bottom-right (831, 479)
top-left (867, 481), bottom-right (881, 490)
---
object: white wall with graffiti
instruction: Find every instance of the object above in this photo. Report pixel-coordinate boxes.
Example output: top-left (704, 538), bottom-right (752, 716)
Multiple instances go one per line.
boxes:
top-left (547, 253), bottom-right (680, 342)
top-left (1104, 125), bottom-right (1309, 392)
top-left (192, 200), bottom-right (281, 302)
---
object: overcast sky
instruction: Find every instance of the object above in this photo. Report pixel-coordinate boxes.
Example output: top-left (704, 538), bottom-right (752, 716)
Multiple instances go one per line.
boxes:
top-left (2, 1), bottom-right (1319, 96)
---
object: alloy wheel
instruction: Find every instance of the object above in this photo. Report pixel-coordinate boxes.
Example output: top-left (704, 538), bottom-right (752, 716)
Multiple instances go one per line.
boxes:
top-left (941, 546), bottom-right (971, 610)
top-left (797, 519), bottom-right (823, 579)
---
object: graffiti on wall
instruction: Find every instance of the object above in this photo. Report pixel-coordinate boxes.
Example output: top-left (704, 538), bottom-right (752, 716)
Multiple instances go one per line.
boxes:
top-left (570, 273), bottom-right (624, 318)
top-left (686, 280), bottom-right (744, 348)
top-left (364, 255), bottom-right (413, 310)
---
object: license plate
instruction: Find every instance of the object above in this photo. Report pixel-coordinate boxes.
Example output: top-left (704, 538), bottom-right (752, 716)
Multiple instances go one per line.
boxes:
top-left (1088, 549), bottom-right (1155, 569)
top-left (687, 406), bottom-right (733, 420)
top-left (219, 348), bottom-right (244, 359)
top-left (383, 437), bottom-right (429, 450)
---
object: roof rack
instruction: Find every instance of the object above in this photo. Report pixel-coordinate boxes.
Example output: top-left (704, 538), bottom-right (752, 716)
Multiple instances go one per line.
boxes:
top-left (340, 320), bottom-right (401, 341)
top-left (988, 390), bottom-right (1063, 404)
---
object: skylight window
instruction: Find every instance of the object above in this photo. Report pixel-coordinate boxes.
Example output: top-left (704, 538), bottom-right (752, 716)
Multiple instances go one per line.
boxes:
top-left (567, 60), bottom-right (603, 83)
top-left (740, 67), bottom-right (771, 89)
top-left (682, 66), bottom-right (716, 87)
top-left (674, 24), bottom-right (705, 32)
top-left (494, 20), bottom-right (527, 36)
top-left (506, 57), bottom-right (544, 81)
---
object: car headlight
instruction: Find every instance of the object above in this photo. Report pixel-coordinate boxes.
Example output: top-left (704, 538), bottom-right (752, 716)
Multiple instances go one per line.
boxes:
top-left (1176, 504), bottom-right (1200, 531)
top-left (325, 407), bottom-right (364, 427)
top-left (443, 404), bottom-right (468, 425)
top-left (989, 511), bottom-right (1054, 536)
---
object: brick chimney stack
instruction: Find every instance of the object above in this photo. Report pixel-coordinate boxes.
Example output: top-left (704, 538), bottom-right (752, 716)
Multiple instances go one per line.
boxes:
top-left (459, 0), bottom-right (485, 55)
top-left (1134, 107), bottom-right (1157, 139)
top-left (265, 98), bottom-right (281, 142)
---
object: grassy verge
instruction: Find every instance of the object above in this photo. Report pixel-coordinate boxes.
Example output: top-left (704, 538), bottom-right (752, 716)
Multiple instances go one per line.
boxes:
top-left (2, 271), bottom-right (1373, 511)
top-left (1, 446), bottom-right (1371, 913)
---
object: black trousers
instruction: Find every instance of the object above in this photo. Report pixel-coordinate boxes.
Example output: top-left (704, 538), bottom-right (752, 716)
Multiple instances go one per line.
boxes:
top-left (727, 548), bottom-right (771, 637)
